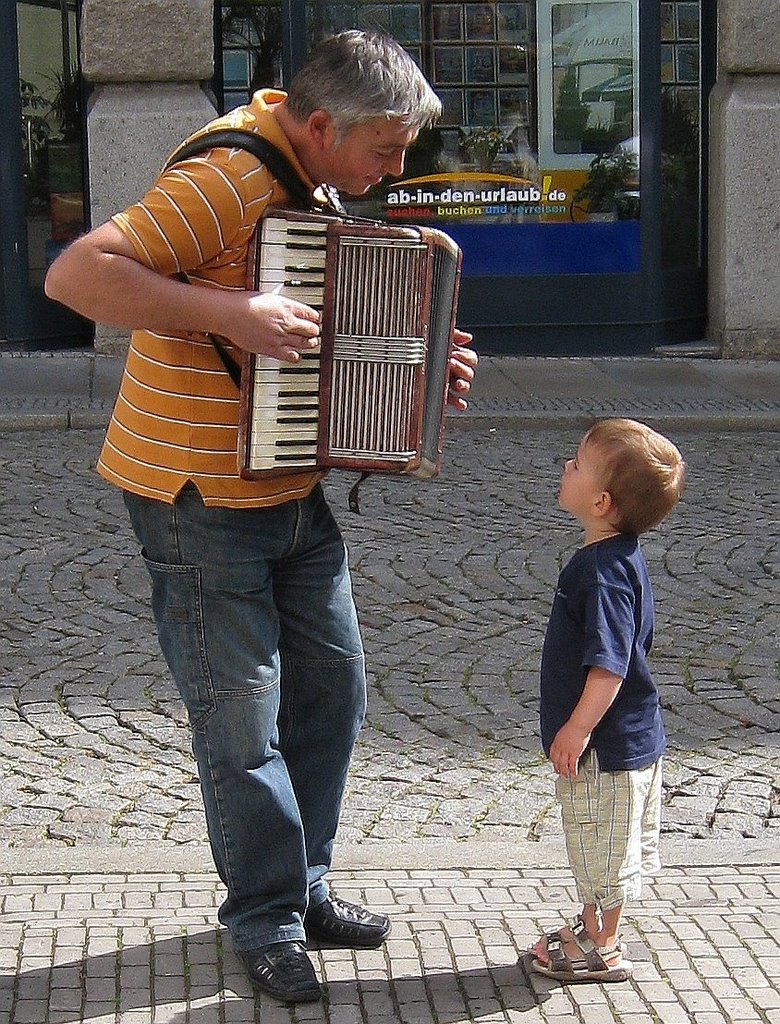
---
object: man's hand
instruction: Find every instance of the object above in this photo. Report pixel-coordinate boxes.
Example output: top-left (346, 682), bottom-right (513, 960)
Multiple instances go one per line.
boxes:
top-left (448, 329), bottom-right (477, 410)
top-left (230, 291), bottom-right (321, 362)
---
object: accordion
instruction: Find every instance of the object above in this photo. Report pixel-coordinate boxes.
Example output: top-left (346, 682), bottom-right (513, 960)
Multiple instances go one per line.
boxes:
top-left (238, 209), bottom-right (462, 481)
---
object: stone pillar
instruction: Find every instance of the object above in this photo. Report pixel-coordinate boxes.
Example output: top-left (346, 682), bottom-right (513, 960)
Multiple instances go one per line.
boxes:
top-left (80, 0), bottom-right (217, 352)
top-left (709, 0), bottom-right (780, 358)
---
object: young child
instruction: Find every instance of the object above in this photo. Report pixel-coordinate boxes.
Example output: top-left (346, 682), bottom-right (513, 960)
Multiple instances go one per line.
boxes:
top-left (529, 418), bottom-right (686, 984)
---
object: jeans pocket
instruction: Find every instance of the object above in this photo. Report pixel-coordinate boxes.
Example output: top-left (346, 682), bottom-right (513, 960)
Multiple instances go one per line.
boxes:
top-left (143, 555), bottom-right (217, 730)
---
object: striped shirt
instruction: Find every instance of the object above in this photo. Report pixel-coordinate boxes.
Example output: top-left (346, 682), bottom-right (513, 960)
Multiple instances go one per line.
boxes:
top-left (97, 89), bottom-right (325, 507)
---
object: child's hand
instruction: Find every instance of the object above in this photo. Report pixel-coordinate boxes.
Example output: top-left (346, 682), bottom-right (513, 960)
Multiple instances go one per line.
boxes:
top-left (549, 722), bottom-right (592, 777)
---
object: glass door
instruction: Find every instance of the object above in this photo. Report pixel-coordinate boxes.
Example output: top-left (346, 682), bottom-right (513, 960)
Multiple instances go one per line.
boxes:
top-left (0, 0), bottom-right (89, 347)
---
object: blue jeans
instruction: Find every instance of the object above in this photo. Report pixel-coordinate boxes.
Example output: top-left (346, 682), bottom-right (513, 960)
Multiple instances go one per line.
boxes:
top-left (123, 483), bottom-right (366, 950)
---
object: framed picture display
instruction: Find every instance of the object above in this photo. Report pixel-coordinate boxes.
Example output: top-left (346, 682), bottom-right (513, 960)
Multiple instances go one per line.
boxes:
top-left (466, 46), bottom-right (495, 84)
top-left (437, 88), bottom-right (465, 126)
top-left (465, 4), bottom-right (495, 40)
top-left (497, 3), bottom-right (529, 42)
top-left (498, 44), bottom-right (527, 82)
top-left (392, 4), bottom-right (422, 41)
top-left (467, 89), bottom-right (497, 125)
top-left (434, 46), bottom-right (464, 84)
top-left (432, 4), bottom-right (463, 40)
top-left (499, 87), bottom-right (528, 124)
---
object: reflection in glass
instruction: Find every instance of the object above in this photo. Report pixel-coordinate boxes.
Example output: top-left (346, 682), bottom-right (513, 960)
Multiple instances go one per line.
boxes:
top-left (660, 3), bottom-right (674, 40)
top-left (552, 2), bottom-right (635, 157)
top-left (660, 1), bottom-right (702, 269)
top-left (661, 44), bottom-right (675, 83)
top-left (220, 1), bottom-right (282, 108)
top-left (676, 45), bottom-right (698, 83)
top-left (17, 0), bottom-right (84, 287)
top-left (676, 4), bottom-right (699, 39)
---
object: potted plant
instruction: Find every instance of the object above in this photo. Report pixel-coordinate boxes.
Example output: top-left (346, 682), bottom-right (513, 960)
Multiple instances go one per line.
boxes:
top-left (458, 126), bottom-right (508, 171)
top-left (45, 66), bottom-right (85, 244)
top-left (572, 147), bottom-right (639, 220)
top-left (19, 77), bottom-right (52, 213)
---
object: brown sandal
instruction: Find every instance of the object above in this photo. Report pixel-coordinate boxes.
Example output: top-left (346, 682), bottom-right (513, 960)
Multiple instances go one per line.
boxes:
top-left (530, 918), bottom-right (632, 984)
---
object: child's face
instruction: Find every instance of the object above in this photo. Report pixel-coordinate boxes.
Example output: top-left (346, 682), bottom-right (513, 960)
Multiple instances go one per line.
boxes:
top-left (558, 438), bottom-right (609, 522)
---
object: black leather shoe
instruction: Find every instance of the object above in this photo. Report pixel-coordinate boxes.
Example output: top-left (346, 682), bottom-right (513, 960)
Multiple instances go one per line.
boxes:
top-left (305, 895), bottom-right (391, 949)
top-left (238, 941), bottom-right (321, 1003)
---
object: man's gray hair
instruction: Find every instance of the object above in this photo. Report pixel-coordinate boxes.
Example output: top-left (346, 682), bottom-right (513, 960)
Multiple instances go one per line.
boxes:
top-left (287, 30), bottom-right (441, 138)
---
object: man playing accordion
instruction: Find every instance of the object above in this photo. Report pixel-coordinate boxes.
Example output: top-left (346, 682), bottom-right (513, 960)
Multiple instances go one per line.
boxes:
top-left (46, 29), bottom-right (476, 1006)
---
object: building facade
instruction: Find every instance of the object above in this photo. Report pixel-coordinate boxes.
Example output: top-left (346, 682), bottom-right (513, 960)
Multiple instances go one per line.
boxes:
top-left (1, 0), bottom-right (778, 357)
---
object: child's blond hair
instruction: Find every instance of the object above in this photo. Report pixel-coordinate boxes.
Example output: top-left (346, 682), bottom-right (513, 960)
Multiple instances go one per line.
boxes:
top-left (584, 418), bottom-right (686, 534)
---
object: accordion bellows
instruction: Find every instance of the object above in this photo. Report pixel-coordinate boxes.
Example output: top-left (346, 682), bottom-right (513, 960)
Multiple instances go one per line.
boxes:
top-left (238, 209), bottom-right (462, 480)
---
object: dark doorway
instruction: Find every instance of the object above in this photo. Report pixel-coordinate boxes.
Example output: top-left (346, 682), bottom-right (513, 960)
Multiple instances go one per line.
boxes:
top-left (0, 0), bottom-right (91, 349)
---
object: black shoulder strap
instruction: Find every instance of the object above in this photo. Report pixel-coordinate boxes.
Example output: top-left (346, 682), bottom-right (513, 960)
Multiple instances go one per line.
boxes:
top-left (166, 128), bottom-right (315, 209)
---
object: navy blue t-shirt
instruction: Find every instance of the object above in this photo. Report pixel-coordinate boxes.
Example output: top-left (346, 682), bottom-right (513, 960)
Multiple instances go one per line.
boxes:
top-left (539, 534), bottom-right (666, 771)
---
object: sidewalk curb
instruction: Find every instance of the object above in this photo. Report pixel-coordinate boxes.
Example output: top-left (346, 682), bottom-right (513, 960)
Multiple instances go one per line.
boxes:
top-left (1, 410), bottom-right (778, 433)
top-left (456, 411), bottom-right (780, 432)
top-left (1, 837), bottom-right (777, 877)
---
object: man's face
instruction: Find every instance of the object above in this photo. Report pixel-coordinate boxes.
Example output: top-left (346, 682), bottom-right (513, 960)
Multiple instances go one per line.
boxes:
top-left (320, 117), bottom-right (419, 196)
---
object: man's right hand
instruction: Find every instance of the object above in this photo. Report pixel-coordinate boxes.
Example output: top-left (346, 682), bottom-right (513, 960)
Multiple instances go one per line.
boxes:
top-left (45, 222), bottom-right (321, 364)
top-left (231, 291), bottom-right (321, 362)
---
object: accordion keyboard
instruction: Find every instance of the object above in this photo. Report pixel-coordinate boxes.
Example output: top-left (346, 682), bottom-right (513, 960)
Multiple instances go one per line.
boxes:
top-left (248, 216), bottom-right (328, 468)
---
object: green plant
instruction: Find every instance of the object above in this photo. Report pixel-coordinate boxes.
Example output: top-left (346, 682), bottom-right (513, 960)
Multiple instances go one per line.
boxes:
top-left (20, 77), bottom-right (51, 155)
top-left (47, 66), bottom-right (82, 142)
top-left (572, 148), bottom-right (639, 219)
top-left (458, 126), bottom-right (508, 171)
top-left (553, 65), bottom-right (590, 152)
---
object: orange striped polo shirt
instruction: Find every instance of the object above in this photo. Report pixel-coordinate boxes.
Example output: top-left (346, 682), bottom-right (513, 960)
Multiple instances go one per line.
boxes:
top-left (97, 89), bottom-right (325, 507)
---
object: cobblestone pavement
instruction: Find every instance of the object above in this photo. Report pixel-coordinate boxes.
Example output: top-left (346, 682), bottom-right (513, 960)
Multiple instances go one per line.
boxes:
top-left (0, 422), bottom-right (778, 851)
top-left (1, 420), bottom-right (779, 1024)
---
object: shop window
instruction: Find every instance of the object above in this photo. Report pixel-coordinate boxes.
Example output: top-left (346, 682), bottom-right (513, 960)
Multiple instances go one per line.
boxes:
top-left (219, 0), bottom-right (282, 110)
top-left (217, 2), bottom-right (701, 278)
top-left (17, 0), bottom-right (84, 286)
top-left (660, 1), bottom-right (701, 268)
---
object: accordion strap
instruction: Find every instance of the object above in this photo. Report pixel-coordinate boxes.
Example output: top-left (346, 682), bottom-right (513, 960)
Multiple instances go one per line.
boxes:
top-left (165, 128), bottom-right (347, 215)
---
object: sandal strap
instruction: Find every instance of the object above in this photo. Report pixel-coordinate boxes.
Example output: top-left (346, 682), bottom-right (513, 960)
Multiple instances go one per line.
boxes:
top-left (569, 918), bottom-right (610, 973)
top-left (544, 932), bottom-right (574, 973)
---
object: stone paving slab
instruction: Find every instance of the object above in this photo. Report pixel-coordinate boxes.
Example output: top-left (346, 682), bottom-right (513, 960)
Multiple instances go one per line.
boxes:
top-left (0, 382), bottom-right (779, 1023)
top-left (2, 852), bottom-right (780, 1024)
